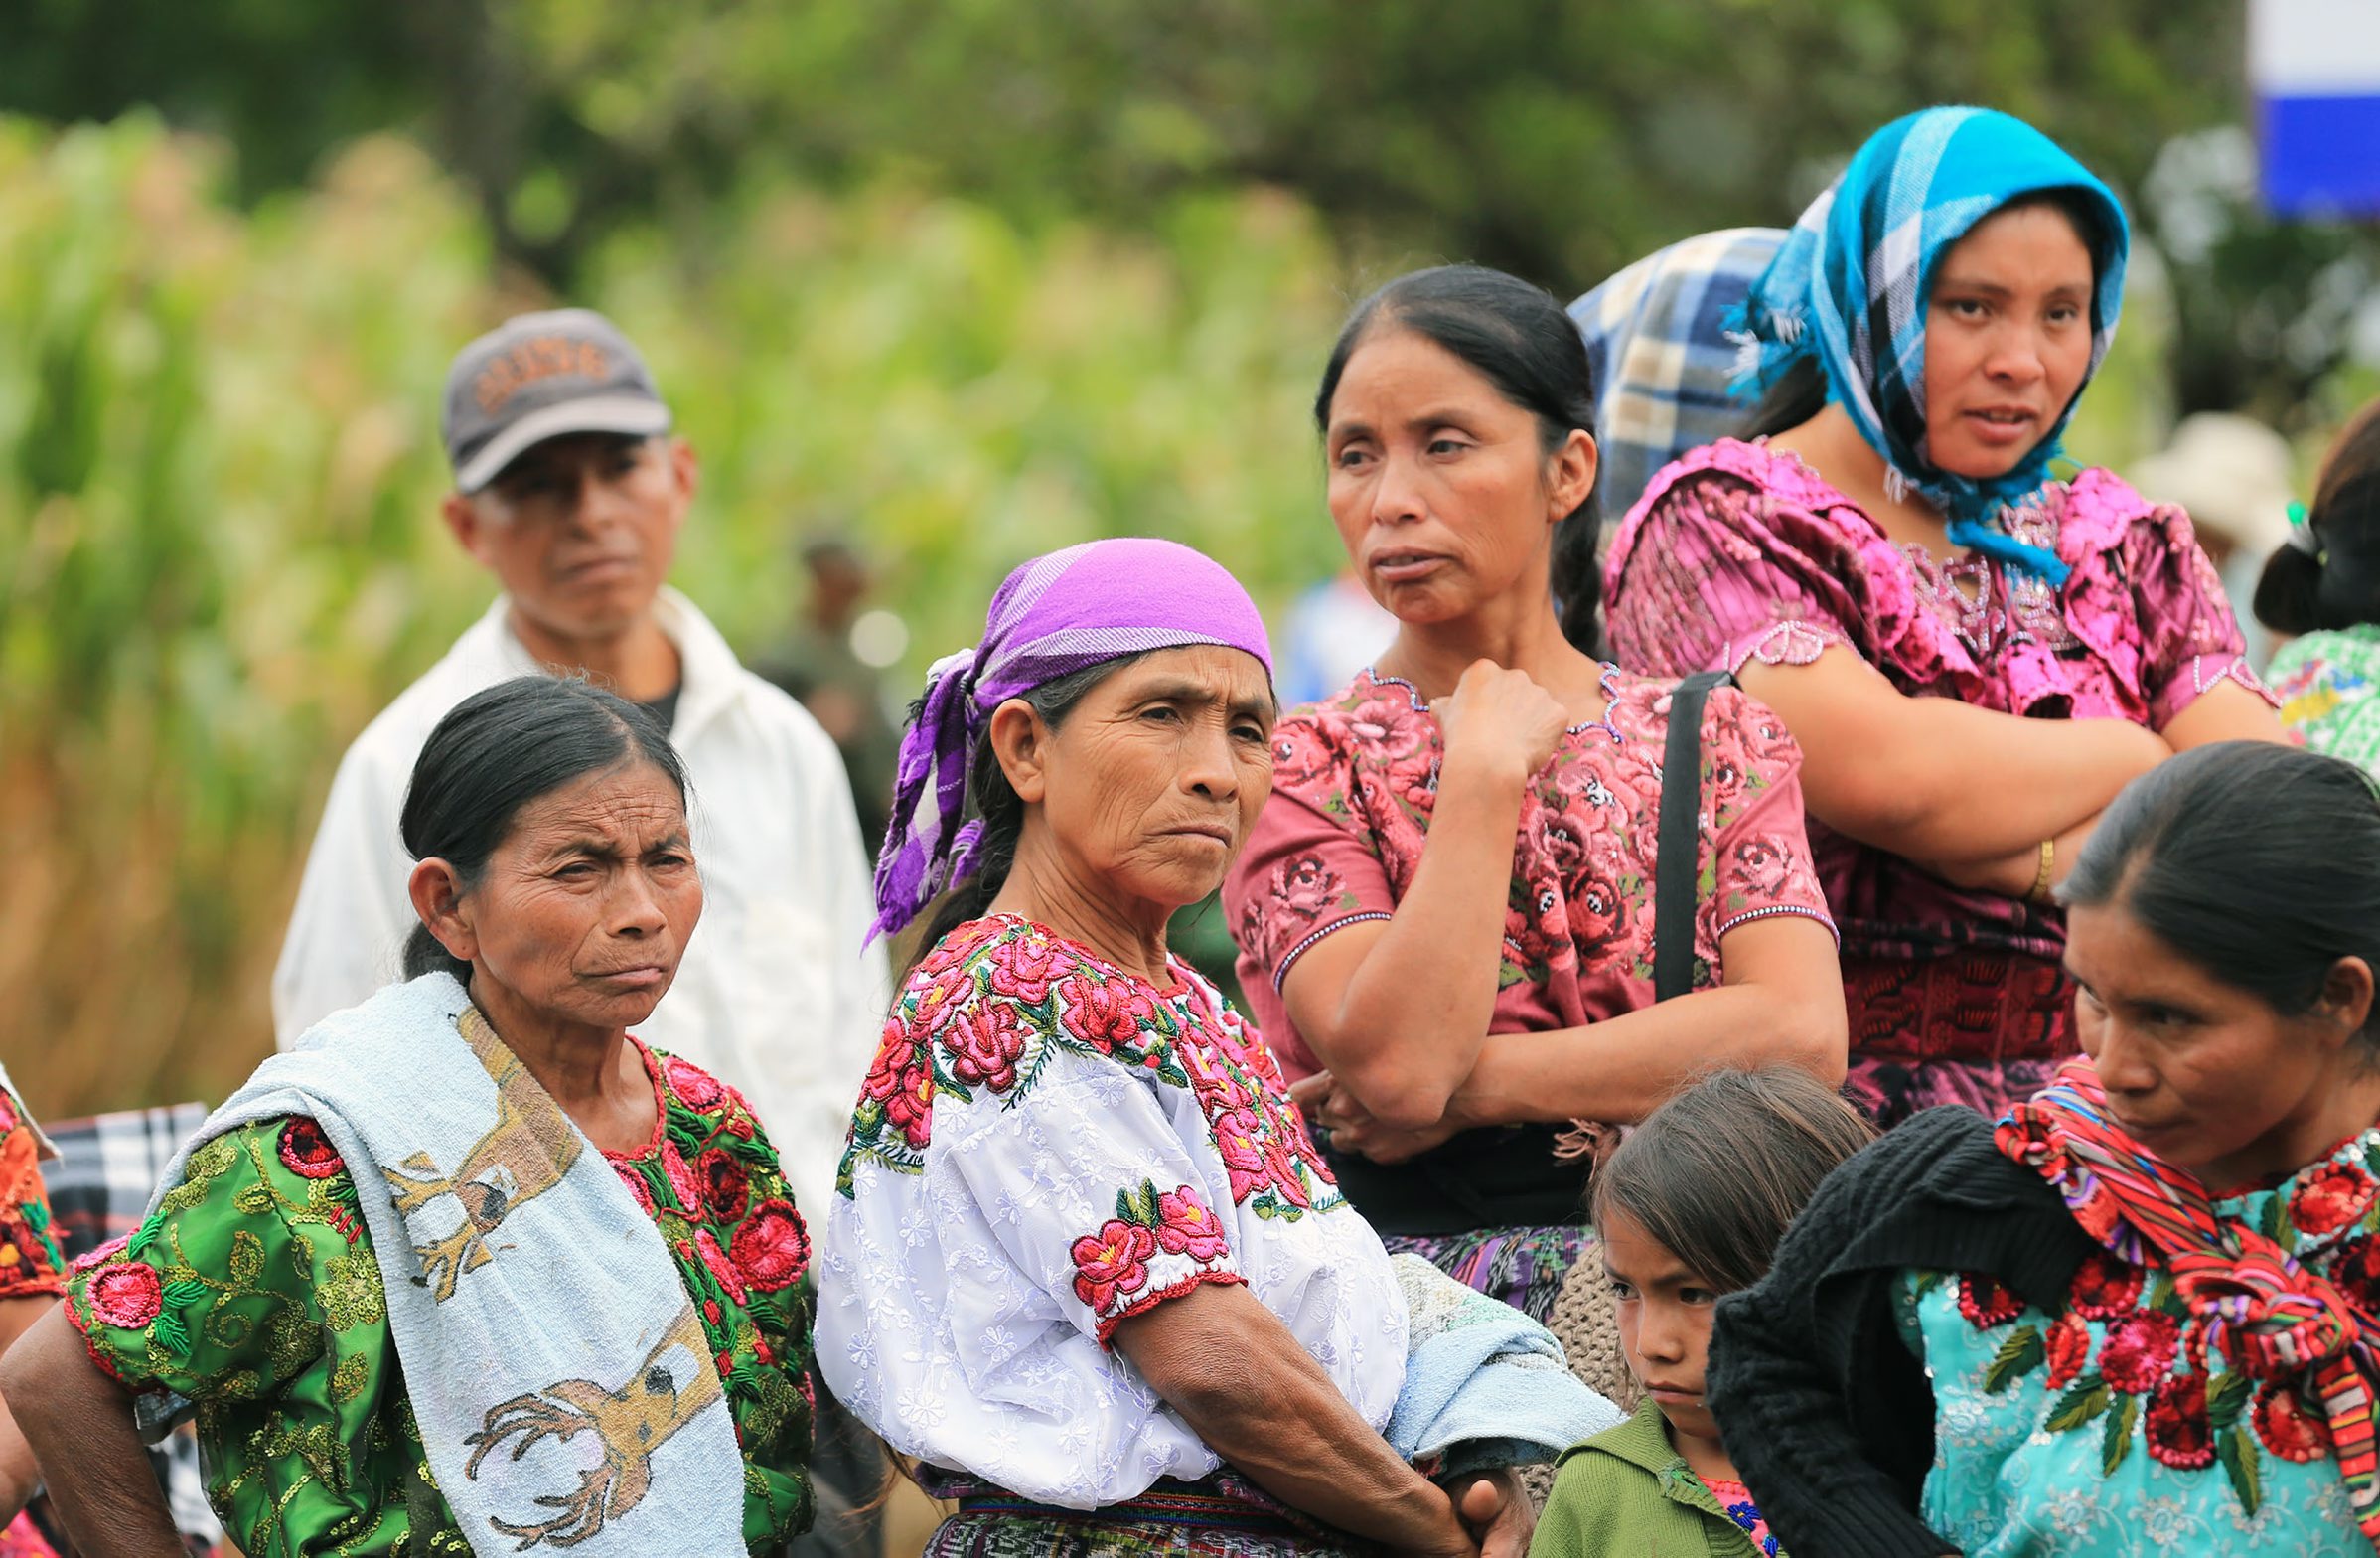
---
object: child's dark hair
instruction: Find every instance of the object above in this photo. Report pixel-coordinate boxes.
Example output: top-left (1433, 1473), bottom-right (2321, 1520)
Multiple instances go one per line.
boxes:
top-left (2255, 399), bottom-right (2380, 636)
top-left (1590, 1067), bottom-right (1874, 1293)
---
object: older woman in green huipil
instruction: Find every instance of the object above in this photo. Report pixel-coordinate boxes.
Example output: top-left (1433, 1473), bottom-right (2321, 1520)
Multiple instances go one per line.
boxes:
top-left (0, 678), bottom-right (815, 1557)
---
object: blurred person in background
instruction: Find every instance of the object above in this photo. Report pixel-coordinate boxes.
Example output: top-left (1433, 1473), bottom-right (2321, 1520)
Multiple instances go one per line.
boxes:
top-left (2130, 410), bottom-right (2300, 670)
top-left (8, 679), bottom-right (818, 1557)
top-left (2259, 399), bottom-right (2380, 774)
top-left (268, 310), bottom-right (887, 1558)
top-left (1604, 106), bottom-right (2283, 1128)
top-left (751, 536), bottom-right (903, 848)
top-left (1275, 568), bottom-right (1400, 708)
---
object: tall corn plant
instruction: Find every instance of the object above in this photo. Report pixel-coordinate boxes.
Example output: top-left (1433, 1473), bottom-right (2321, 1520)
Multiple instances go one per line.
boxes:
top-left (3, 116), bottom-right (1358, 1117)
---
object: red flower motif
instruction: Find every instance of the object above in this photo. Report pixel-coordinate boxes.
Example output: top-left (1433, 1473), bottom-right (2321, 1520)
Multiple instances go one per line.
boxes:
top-left (716, 1350), bottom-right (735, 1380)
top-left (1563, 871), bottom-right (1630, 961)
top-left (2044, 1311), bottom-right (2093, 1389)
top-left (862, 1035), bottom-right (918, 1103)
top-left (88, 1262), bottom-right (163, 1329)
top-left (2098, 1310), bottom-right (2182, 1395)
top-left (71, 1234), bottom-right (129, 1274)
top-left (664, 1057), bottom-right (726, 1113)
top-left (2067, 1251), bottom-right (2145, 1320)
top-left (1070, 1218), bottom-right (1156, 1312)
top-left (661, 1141), bottom-right (705, 1213)
top-left (947, 1002), bottom-right (1027, 1093)
top-left (2254, 1380), bottom-right (2333, 1463)
top-left (1056, 974), bottom-right (1155, 1055)
top-left (1212, 1107), bottom-right (1270, 1202)
top-left (614, 1162), bottom-right (657, 1215)
top-left (1153, 1186), bottom-right (1231, 1262)
top-left (986, 937), bottom-right (1072, 1004)
top-left (882, 1057), bottom-right (935, 1149)
top-left (1957, 1272), bottom-right (2025, 1329)
top-left (2145, 1373), bottom-right (2216, 1469)
top-left (2329, 1233), bottom-right (2380, 1316)
top-left (2291, 1159), bottom-right (2378, 1237)
top-left (277, 1118), bottom-right (346, 1180)
top-left (697, 1148), bottom-right (750, 1220)
top-left (696, 1229), bottom-right (748, 1305)
top-left (730, 1200), bottom-right (812, 1292)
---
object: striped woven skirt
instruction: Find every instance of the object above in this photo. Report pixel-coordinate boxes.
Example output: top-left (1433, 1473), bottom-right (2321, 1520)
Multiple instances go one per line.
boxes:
top-left (920, 1476), bottom-right (1366, 1558)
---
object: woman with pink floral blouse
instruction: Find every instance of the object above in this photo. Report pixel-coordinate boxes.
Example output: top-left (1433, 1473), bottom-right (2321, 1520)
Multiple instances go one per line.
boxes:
top-left (1603, 108), bottom-right (2283, 1127)
top-left (1223, 265), bottom-right (1845, 1323)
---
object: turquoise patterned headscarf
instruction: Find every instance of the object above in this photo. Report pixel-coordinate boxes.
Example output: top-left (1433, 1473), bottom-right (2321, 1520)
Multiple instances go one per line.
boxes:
top-left (1733, 106), bottom-right (2130, 586)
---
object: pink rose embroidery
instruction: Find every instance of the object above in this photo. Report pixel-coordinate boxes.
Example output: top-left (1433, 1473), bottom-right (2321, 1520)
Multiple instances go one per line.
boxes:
top-left (987, 937), bottom-right (1072, 1004)
top-left (1070, 1218), bottom-right (1157, 1312)
top-left (664, 1057), bottom-right (726, 1113)
top-left (696, 1229), bottom-right (749, 1305)
top-left (88, 1262), bottom-right (163, 1329)
top-left (1057, 975), bottom-right (1155, 1055)
top-left (2099, 1310), bottom-right (2182, 1395)
top-left (730, 1200), bottom-right (812, 1292)
top-left (661, 1141), bottom-right (706, 1213)
top-left (947, 1002), bottom-right (1027, 1093)
top-left (276, 1118), bottom-right (346, 1180)
top-left (1212, 1107), bottom-right (1270, 1202)
top-left (614, 1163), bottom-right (657, 1215)
top-left (1153, 1186), bottom-right (1231, 1263)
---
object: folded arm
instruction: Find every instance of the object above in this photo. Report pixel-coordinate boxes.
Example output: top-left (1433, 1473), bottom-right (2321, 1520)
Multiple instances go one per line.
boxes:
top-left (1737, 648), bottom-right (2169, 865)
top-left (1112, 1281), bottom-right (1482, 1557)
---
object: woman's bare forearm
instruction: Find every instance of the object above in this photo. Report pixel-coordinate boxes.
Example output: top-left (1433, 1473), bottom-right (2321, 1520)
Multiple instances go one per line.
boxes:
top-left (1283, 751), bottom-right (1530, 1126)
top-left (1112, 1283), bottom-right (1468, 1556)
top-left (0, 1307), bottom-right (182, 1556)
top-left (1740, 653), bottom-right (2167, 862)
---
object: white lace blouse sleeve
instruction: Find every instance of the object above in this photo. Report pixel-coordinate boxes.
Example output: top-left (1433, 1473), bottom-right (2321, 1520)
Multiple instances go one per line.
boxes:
top-left (818, 1005), bottom-right (1246, 1507)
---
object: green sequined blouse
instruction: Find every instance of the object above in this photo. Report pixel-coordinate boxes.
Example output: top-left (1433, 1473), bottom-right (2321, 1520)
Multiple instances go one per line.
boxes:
top-left (63, 1041), bottom-right (814, 1557)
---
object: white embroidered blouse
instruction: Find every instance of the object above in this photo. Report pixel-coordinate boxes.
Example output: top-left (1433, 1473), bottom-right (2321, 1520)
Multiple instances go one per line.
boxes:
top-left (816, 913), bottom-right (1408, 1508)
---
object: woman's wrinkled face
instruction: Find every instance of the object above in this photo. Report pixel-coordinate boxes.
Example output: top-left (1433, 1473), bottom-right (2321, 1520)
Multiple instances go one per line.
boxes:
top-left (1012, 646), bottom-right (1275, 914)
top-left (1921, 201), bottom-right (2098, 481)
top-left (2067, 898), bottom-right (2360, 1188)
top-left (1323, 326), bottom-right (1593, 627)
top-left (447, 760), bottom-right (703, 1033)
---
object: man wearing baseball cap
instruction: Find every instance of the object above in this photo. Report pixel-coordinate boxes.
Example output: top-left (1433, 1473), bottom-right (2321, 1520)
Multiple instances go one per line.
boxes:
top-left (273, 305), bottom-right (887, 1268)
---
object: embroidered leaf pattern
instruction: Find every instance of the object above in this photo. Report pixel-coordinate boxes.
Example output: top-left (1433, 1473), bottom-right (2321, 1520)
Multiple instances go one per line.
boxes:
top-left (2046, 1374), bottom-right (2111, 1432)
top-left (2101, 1392), bottom-right (2139, 1475)
top-left (2219, 1424), bottom-right (2264, 1515)
top-left (1983, 1324), bottom-right (2045, 1393)
top-left (2207, 1369), bottom-right (2253, 1431)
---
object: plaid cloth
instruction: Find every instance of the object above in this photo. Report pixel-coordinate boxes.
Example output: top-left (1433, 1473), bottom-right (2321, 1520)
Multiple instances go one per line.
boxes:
top-left (37, 1105), bottom-right (223, 1554)
top-left (1568, 227), bottom-right (1785, 528)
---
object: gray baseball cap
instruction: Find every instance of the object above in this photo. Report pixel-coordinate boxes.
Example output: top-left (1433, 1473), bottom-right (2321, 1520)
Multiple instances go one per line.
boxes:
top-left (441, 309), bottom-right (672, 493)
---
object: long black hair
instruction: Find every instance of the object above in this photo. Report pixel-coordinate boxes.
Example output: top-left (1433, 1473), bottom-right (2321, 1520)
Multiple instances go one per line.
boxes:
top-left (399, 676), bottom-right (689, 984)
top-left (2063, 741), bottom-right (2380, 1039)
top-left (1314, 264), bottom-right (1605, 654)
top-left (2255, 401), bottom-right (2380, 636)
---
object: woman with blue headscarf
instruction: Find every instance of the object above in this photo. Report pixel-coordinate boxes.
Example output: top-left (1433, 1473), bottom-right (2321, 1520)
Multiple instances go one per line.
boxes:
top-left (1602, 107), bottom-right (2283, 1127)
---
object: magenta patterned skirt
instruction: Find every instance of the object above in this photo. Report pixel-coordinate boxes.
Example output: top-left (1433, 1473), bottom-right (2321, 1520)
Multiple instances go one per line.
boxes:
top-left (1842, 952), bottom-right (2079, 1127)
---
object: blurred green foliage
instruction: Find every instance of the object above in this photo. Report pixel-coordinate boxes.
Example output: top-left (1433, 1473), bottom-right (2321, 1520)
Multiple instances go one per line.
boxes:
top-left (0, 116), bottom-right (1352, 1112)
top-left (8, 0), bottom-right (2374, 413)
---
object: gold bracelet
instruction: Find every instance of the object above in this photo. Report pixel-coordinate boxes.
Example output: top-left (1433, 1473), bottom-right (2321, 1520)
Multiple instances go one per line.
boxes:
top-left (2027, 838), bottom-right (2056, 905)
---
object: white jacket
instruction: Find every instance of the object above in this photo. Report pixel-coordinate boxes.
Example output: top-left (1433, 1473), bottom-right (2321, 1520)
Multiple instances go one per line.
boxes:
top-left (271, 588), bottom-right (890, 1215)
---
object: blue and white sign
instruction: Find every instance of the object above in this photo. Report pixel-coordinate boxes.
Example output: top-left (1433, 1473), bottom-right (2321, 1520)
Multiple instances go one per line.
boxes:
top-left (2251, 0), bottom-right (2380, 216)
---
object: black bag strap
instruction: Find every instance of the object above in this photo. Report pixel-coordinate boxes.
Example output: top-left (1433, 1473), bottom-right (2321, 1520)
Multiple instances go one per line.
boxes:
top-left (1653, 671), bottom-right (1732, 1002)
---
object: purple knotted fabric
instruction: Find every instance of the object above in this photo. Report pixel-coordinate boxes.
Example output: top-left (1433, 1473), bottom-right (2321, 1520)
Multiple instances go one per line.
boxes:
top-left (867, 537), bottom-right (1275, 944)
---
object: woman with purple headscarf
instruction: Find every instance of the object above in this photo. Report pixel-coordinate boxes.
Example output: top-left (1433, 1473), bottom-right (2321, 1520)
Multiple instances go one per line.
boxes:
top-left (817, 539), bottom-right (1609, 1558)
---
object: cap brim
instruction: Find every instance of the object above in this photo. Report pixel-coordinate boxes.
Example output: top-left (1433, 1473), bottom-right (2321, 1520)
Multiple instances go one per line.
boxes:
top-left (455, 396), bottom-right (673, 493)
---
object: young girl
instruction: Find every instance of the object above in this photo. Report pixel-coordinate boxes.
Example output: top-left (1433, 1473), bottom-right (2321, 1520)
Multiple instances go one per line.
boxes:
top-left (1531, 1068), bottom-right (1873, 1558)
top-left (2260, 397), bottom-right (2380, 775)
